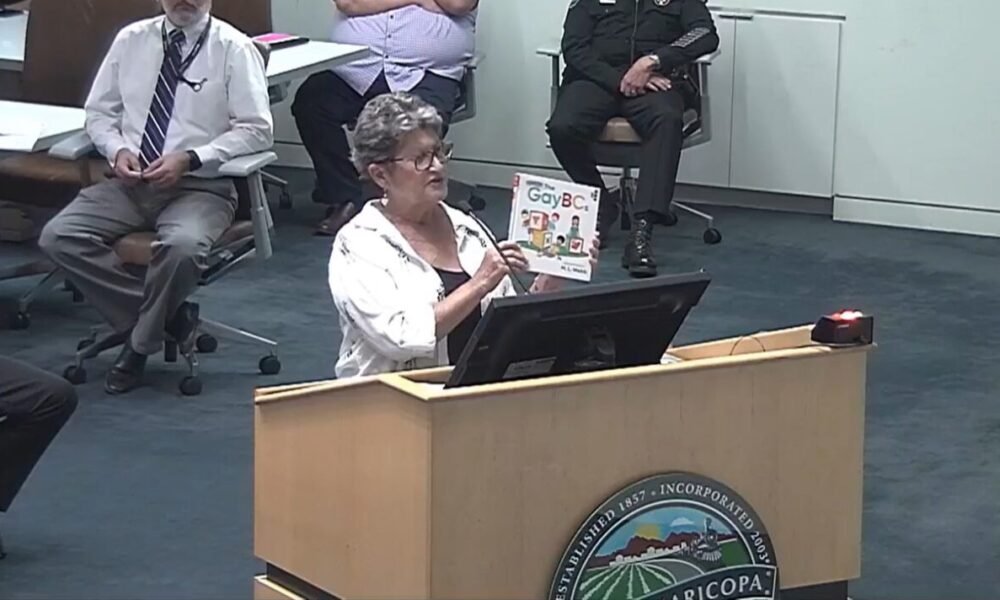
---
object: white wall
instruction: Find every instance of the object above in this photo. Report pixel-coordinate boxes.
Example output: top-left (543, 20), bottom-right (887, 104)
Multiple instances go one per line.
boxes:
top-left (273, 0), bottom-right (1000, 235)
top-left (831, 0), bottom-right (1000, 233)
top-left (270, 0), bottom-right (338, 163)
top-left (445, 0), bottom-right (568, 183)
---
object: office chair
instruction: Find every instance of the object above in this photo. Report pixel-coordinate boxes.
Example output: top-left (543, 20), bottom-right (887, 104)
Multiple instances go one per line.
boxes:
top-left (0, 0), bottom-right (160, 329)
top-left (41, 41), bottom-right (281, 396)
top-left (49, 134), bottom-right (282, 396)
top-left (538, 47), bottom-right (722, 245)
top-left (211, 0), bottom-right (294, 210)
top-left (447, 53), bottom-right (487, 212)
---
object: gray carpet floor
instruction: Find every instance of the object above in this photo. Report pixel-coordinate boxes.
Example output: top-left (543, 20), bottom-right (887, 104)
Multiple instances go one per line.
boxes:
top-left (0, 170), bottom-right (997, 599)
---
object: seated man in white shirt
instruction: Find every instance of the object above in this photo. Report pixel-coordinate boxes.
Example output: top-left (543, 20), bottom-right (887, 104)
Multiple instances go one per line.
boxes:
top-left (38, 0), bottom-right (273, 395)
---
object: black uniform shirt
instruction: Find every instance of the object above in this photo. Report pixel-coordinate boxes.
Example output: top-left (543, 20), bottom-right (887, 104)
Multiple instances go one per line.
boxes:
top-left (561, 0), bottom-right (720, 93)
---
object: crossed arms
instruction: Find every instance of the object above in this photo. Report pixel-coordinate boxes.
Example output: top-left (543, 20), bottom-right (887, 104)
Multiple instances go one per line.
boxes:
top-left (562, 0), bottom-right (719, 96)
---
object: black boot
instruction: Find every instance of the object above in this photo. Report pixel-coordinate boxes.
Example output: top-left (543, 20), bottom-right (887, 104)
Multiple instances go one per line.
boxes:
top-left (622, 216), bottom-right (657, 278)
top-left (105, 342), bottom-right (149, 395)
top-left (597, 189), bottom-right (621, 248)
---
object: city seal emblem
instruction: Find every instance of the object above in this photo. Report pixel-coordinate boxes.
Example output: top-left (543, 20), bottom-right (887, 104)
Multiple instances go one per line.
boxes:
top-left (654, 0), bottom-right (672, 7)
top-left (549, 473), bottom-right (778, 600)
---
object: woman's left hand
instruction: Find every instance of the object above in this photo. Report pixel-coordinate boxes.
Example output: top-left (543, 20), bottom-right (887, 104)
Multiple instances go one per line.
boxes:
top-left (532, 236), bottom-right (601, 293)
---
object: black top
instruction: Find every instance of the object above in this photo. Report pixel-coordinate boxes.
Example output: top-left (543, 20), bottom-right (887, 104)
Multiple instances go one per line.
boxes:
top-left (435, 268), bottom-right (481, 364)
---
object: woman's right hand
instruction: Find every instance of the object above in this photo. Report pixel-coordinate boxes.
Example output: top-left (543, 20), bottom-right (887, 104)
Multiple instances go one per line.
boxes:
top-left (473, 241), bottom-right (528, 290)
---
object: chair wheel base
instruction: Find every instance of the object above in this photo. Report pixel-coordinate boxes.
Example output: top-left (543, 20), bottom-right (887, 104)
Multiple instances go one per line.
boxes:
top-left (703, 228), bottom-right (722, 245)
top-left (259, 355), bottom-right (281, 376)
top-left (196, 334), bottom-right (218, 353)
top-left (179, 376), bottom-right (202, 396)
top-left (7, 311), bottom-right (29, 330)
top-left (64, 365), bottom-right (87, 385)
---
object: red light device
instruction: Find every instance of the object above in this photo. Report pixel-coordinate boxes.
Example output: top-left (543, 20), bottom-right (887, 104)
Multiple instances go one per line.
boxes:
top-left (811, 309), bottom-right (874, 345)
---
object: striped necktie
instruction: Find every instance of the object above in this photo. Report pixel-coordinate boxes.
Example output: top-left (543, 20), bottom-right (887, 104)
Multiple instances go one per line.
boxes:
top-left (139, 28), bottom-right (186, 169)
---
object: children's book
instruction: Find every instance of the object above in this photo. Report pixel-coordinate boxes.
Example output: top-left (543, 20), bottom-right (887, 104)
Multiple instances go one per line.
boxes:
top-left (507, 173), bottom-right (600, 283)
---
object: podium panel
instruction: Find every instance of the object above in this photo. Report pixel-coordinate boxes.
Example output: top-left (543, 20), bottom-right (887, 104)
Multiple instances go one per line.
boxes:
top-left (254, 326), bottom-right (869, 600)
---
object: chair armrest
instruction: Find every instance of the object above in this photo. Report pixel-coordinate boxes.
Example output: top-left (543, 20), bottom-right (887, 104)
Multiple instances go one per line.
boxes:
top-left (468, 51), bottom-right (485, 69)
top-left (537, 45), bottom-right (561, 58)
top-left (539, 46), bottom-right (563, 112)
top-left (693, 50), bottom-right (721, 65)
top-left (49, 132), bottom-right (95, 160)
top-left (219, 152), bottom-right (278, 178)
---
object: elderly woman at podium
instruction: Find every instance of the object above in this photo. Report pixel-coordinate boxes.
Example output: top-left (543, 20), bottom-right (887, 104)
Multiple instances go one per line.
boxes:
top-left (328, 93), bottom-right (598, 378)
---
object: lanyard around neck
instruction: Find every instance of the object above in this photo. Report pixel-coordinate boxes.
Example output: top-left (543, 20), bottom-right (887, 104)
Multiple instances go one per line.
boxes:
top-left (161, 17), bottom-right (212, 77)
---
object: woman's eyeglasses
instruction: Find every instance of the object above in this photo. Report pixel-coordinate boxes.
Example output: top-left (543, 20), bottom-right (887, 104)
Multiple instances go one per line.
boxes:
top-left (385, 142), bottom-right (454, 171)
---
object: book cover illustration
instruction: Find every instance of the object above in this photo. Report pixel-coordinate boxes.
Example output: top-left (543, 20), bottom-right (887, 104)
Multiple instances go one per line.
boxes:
top-left (507, 173), bottom-right (600, 283)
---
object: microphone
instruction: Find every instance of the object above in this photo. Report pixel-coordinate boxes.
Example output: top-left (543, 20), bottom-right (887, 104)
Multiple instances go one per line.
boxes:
top-left (459, 205), bottom-right (533, 296)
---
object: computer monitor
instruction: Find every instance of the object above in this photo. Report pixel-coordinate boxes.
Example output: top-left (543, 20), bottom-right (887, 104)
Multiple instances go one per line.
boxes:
top-left (445, 271), bottom-right (711, 388)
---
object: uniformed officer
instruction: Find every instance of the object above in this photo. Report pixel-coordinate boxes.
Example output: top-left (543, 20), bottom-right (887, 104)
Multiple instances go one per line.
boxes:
top-left (547, 0), bottom-right (719, 278)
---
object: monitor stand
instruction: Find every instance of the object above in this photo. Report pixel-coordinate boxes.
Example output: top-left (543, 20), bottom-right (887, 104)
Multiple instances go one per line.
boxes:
top-left (571, 327), bottom-right (618, 373)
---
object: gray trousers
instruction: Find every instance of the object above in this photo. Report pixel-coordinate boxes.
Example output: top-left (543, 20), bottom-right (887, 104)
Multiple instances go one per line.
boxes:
top-left (39, 177), bottom-right (236, 355)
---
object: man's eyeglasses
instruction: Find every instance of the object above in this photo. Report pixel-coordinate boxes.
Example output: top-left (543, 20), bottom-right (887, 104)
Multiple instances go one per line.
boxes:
top-left (385, 142), bottom-right (454, 171)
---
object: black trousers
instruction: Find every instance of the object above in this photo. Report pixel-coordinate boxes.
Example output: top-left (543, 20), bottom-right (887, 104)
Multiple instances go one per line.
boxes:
top-left (0, 356), bottom-right (77, 512)
top-left (547, 79), bottom-right (686, 219)
top-left (291, 70), bottom-right (462, 208)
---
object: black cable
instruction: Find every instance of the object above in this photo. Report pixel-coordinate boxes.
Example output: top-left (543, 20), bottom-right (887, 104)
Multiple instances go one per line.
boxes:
top-left (459, 206), bottom-right (533, 296)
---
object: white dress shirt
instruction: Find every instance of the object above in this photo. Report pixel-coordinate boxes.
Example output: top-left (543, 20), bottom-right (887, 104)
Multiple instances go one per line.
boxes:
top-left (328, 200), bottom-right (515, 379)
top-left (85, 14), bottom-right (273, 178)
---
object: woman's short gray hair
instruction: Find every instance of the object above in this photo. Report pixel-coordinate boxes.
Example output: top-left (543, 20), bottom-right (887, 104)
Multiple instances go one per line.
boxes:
top-left (351, 93), bottom-right (444, 178)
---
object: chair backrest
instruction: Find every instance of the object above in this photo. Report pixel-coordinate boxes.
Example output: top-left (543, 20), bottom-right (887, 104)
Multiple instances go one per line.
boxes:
top-left (21, 0), bottom-right (158, 106)
top-left (211, 0), bottom-right (272, 36)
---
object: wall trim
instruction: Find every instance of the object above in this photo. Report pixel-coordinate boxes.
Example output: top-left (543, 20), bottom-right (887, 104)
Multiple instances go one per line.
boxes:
top-left (675, 184), bottom-right (832, 215)
top-left (274, 151), bottom-right (835, 216)
top-left (449, 159), bottom-right (833, 215)
top-left (834, 195), bottom-right (1000, 238)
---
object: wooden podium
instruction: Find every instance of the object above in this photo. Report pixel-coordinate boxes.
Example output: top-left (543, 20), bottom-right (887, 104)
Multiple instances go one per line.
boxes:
top-left (253, 325), bottom-right (870, 600)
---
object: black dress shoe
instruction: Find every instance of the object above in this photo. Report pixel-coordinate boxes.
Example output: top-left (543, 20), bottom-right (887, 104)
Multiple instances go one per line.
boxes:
top-left (315, 203), bottom-right (358, 238)
top-left (165, 302), bottom-right (200, 345)
top-left (622, 217), bottom-right (658, 278)
top-left (105, 343), bottom-right (149, 395)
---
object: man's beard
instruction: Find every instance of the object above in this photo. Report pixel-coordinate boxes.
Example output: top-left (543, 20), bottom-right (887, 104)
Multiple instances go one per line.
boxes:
top-left (166, 4), bottom-right (208, 27)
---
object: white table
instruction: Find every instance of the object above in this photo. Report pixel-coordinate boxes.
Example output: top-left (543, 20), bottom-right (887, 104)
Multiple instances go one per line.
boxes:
top-left (0, 99), bottom-right (85, 152)
top-left (0, 11), bottom-right (26, 72)
top-left (266, 41), bottom-right (368, 88)
top-left (0, 101), bottom-right (82, 289)
top-left (0, 10), bottom-right (367, 81)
